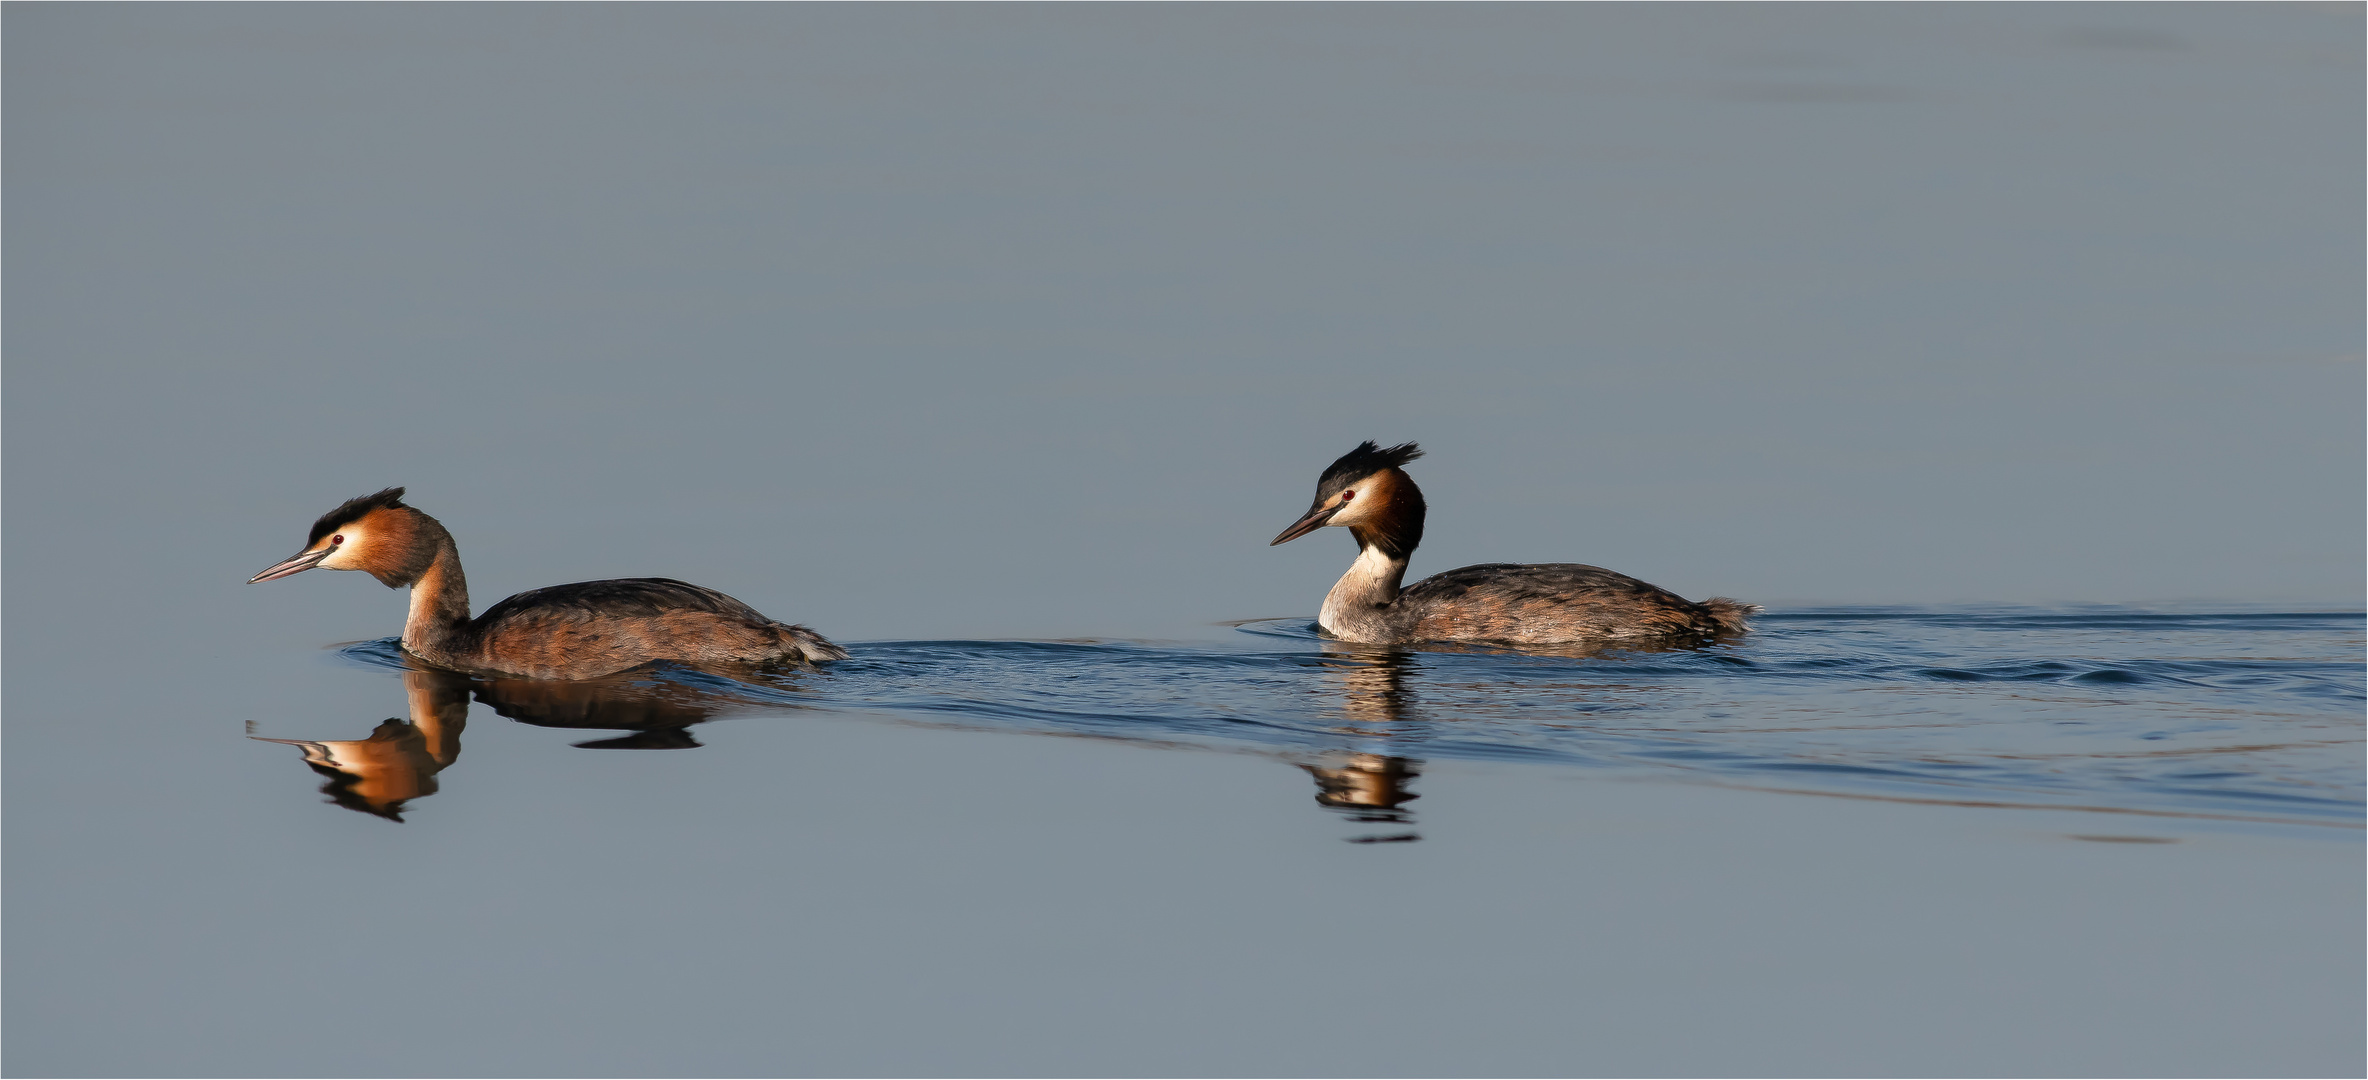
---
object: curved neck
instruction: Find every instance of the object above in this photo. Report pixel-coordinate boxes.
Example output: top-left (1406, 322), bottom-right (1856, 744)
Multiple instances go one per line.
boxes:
top-left (1319, 531), bottom-right (1413, 639)
top-left (401, 532), bottom-right (471, 658)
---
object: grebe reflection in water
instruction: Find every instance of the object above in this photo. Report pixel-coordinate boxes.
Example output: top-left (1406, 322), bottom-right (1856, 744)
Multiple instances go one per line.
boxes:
top-left (253, 668), bottom-right (470, 822)
top-left (1294, 631), bottom-right (1740, 842)
top-left (1302, 645), bottom-right (1425, 843)
top-left (254, 661), bottom-right (819, 819)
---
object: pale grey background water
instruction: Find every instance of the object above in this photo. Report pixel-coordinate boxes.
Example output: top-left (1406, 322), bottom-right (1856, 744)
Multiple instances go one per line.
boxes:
top-left (7, 5), bottom-right (2362, 1076)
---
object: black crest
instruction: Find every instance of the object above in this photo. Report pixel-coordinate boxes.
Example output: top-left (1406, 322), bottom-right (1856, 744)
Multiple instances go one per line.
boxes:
top-left (308, 487), bottom-right (408, 546)
top-left (1317, 441), bottom-right (1423, 496)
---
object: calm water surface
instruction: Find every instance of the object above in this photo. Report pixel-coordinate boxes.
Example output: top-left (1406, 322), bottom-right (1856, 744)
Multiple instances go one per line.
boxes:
top-left (12, 607), bottom-right (2354, 1077)
top-left (316, 607), bottom-right (2363, 835)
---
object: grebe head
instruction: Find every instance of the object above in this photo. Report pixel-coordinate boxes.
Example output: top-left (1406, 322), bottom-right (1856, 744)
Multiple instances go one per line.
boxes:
top-left (248, 487), bottom-right (439, 588)
top-left (1270, 441), bottom-right (1425, 546)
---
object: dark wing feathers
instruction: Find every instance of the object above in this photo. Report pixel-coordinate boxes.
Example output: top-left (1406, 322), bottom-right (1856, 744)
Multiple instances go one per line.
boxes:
top-left (1401, 563), bottom-right (1692, 607)
top-left (473, 578), bottom-right (771, 628)
top-left (459, 577), bottom-right (845, 676)
top-left (1396, 562), bottom-right (1749, 640)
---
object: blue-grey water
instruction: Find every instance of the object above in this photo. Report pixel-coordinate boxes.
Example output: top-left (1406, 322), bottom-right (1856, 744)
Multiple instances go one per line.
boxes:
top-left (333, 608), bottom-right (2362, 833)
top-left (8, 4), bottom-right (2362, 1077)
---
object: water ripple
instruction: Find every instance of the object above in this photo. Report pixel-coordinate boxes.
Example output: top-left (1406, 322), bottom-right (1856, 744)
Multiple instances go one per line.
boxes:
top-left (342, 607), bottom-right (2365, 827)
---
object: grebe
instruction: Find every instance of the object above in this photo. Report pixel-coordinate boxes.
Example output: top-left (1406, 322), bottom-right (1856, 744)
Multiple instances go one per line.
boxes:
top-left (249, 488), bottom-right (846, 679)
top-left (1270, 442), bottom-right (1757, 645)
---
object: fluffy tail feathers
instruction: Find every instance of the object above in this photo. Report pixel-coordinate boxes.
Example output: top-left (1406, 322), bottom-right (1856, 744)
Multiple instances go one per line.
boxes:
top-left (1696, 597), bottom-right (1761, 636)
top-left (774, 622), bottom-right (851, 663)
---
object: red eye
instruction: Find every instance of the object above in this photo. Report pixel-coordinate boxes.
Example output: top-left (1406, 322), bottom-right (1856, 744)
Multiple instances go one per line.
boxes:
top-left (1338, 491), bottom-right (1355, 503)
top-left (332, 535), bottom-right (344, 545)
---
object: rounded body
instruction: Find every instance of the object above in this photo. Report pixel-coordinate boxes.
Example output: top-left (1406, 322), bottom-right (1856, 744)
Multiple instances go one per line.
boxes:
top-left (428, 577), bottom-right (849, 680)
top-left (251, 488), bottom-right (844, 680)
top-left (1274, 443), bottom-right (1756, 647)
top-left (1325, 561), bottom-right (1754, 645)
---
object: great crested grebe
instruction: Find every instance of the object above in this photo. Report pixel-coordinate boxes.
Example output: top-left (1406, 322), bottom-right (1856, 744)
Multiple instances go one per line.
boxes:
top-left (249, 488), bottom-right (846, 679)
top-left (1270, 442), bottom-right (1757, 645)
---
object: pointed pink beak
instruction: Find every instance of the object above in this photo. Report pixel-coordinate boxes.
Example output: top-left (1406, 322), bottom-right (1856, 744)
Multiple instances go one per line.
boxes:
top-left (1271, 503), bottom-right (1339, 546)
top-left (249, 547), bottom-right (331, 584)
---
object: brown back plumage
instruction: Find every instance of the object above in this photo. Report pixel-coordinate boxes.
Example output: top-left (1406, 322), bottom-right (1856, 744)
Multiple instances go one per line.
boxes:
top-left (259, 489), bottom-right (845, 680)
top-left (454, 578), bottom-right (848, 679)
top-left (1398, 563), bottom-right (1749, 642)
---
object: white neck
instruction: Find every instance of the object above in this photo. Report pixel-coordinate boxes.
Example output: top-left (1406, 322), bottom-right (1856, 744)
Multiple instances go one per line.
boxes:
top-left (1318, 542), bottom-right (1410, 641)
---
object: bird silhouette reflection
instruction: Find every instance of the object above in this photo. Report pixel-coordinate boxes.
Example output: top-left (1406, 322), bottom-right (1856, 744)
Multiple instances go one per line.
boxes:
top-left (252, 668), bottom-right (472, 821)
top-left (1300, 645), bottom-right (1426, 842)
top-left (254, 660), bottom-right (812, 820)
top-left (1294, 635), bottom-right (1726, 842)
